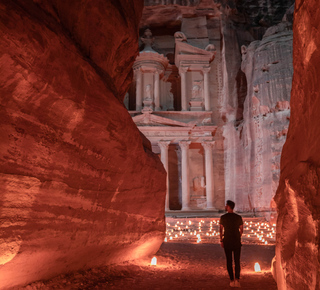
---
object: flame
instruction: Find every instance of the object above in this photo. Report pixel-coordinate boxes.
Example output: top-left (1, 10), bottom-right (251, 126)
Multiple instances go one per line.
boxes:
top-left (254, 262), bottom-right (261, 272)
top-left (151, 256), bottom-right (157, 266)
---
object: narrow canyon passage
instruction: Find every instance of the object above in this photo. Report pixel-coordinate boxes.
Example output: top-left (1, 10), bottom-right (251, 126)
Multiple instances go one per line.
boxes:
top-left (2, 0), bottom-right (320, 289)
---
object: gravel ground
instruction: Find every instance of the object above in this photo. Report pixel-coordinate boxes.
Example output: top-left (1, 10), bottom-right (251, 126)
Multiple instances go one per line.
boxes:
top-left (21, 242), bottom-right (277, 290)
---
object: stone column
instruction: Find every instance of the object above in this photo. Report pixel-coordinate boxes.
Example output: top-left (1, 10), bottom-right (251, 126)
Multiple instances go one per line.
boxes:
top-left (154, 70), bottom-right (160, 111)
top-left (179, 140), bottom-right (191, 210)
top-left (158, 140), bottom-right (171, 210)
top-left (201, 141), bottom-right (215, 209)
top-left (179, 67), bottom-right (188, 111)
top-left (135, 69), bottom-right (142, 111)
top-left (203, 67), bottom-right (211, 111)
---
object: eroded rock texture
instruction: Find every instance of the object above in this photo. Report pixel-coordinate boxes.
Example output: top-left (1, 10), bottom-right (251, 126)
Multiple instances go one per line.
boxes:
top-left (275, 1), bottom-right (320, 289)
top-left (224, 20), bottom-right (293, 212)
top-left (0, 1), bottom-right (166, 288)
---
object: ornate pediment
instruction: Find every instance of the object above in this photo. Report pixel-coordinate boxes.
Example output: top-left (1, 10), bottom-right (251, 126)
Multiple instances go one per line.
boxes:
top-left (174, 33), bottom-right (216, 67)
top-left (175, 41), bottom-right (215, 57)
top-left (132, 112), bottom-right (191, 127)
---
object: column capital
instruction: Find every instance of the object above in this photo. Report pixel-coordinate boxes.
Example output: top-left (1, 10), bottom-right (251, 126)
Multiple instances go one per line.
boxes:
top-left (179, 66), bottom-right (189, 74)
top-left (202, 66), bottom-right (211, 74)
top-left (179, 140), bottom-right (191, 149)
top-left (158, 140), bottom-right (171, 149)
top-left (201, 140), bottom-right (215, 150)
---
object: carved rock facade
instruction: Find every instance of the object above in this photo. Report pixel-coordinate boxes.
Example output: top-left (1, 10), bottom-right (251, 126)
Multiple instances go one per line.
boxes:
top-left (128, 0), bottom-right (293, 213)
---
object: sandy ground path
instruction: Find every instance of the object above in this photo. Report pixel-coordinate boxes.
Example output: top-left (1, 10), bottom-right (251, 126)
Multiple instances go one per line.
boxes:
top-left (23, 243), bottom-right (277, 290)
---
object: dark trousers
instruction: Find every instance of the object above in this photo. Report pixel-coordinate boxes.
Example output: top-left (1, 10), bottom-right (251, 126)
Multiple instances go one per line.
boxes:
top-left (224, 247), bottom-right (241, 281)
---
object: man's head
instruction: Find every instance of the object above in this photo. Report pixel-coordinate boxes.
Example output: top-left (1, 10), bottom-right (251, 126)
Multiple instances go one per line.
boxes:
top-left (225, 200), bottom-right (235, 212)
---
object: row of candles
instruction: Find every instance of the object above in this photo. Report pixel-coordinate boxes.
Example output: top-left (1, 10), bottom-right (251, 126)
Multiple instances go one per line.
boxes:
top-left (150, 255), bottom-right (263, 273)
top-left (164, 218), bottom-right (276, 245)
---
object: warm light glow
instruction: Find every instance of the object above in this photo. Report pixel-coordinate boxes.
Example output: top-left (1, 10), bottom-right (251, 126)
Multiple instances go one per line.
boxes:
top-left (151, 257), bottom-right (157, 266)
top-left (254, 262), bottom-right (261, 272)
top-left (164, 217), bottom-right (275, 245)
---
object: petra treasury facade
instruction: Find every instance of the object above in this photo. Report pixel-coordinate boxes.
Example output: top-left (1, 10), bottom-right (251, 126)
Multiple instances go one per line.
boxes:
top-left (127, 0), bottom-right (294, 214)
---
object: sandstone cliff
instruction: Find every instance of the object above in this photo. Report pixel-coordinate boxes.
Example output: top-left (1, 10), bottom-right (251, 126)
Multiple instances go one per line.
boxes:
top-left (275, 0), bottom-right (320, 289)
top-left (223, 19), bottom-right (293, 212)
top-left (0, 1), bottom-right (166, 288)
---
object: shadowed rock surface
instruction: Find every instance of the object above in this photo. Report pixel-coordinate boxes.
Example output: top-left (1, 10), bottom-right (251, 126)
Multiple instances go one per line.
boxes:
top-left (0, 1), bottom-right (166, 288)
top-left (275, 0), bottom-right (320, 289)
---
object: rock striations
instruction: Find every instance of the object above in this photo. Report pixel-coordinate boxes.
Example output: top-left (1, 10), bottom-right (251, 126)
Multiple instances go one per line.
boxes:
top-left (223, 18), bottom-right (293, 212)
top-left (0, 0), bottom-right (166, 289)
top-left (275, 1), bottom-right (320, 289)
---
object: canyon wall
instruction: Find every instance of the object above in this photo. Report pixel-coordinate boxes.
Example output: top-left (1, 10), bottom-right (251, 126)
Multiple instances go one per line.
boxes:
top-left (0, 1), bottom-right (166, 288)
top-left (275, 0), bottom-right (320, 289)
top-left (223, 19), bottom-right (293, 212)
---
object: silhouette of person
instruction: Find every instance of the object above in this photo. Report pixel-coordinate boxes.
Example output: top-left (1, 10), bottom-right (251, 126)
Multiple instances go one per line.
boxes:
top-left (220, 200), bottom-right (243, 288)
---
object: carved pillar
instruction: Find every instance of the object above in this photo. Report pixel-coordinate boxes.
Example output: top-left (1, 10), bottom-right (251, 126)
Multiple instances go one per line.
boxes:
top-left (179, 140), bottom-right (191, 210)
top-left (135, 69), bottom-right (142, 111)
top-left (154, 70), bottom-right (160, 111)
top-left (203, 67), bottom-right (211, 111)
top-left (159, 140), bottom-right (171, 210)
top-left (179, 67), bottom-right (188, 111)
top-left (201, 141), bottom-right (215, 210)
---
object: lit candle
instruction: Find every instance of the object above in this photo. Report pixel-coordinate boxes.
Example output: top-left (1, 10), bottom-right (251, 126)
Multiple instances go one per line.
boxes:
top-left (254, 262), bottom-right (261, 272)
top-left (151, 257), bottom-right (157, 266)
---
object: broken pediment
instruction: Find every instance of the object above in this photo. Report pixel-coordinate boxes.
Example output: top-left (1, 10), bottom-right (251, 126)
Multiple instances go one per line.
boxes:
top-left (132, 112), bottom-right (191, 127)
top-left (174, 37), bottom-right (216, 67)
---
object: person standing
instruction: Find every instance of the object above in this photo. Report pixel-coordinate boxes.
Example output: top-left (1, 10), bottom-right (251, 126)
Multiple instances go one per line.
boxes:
top-left (220, 200), bottom-right (243, 288)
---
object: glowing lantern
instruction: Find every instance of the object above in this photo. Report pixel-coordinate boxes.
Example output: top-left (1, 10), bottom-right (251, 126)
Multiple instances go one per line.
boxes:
top-left (151, 257), bottom-right (157, 266)
top-left (254, 262), bottom-right (261, 272)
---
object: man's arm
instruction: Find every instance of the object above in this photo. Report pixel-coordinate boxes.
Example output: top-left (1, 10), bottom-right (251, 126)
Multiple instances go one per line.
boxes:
top-left (239, 224), bottom-right (243, 237)
top-left (220, 224), bottom-right (224, 248)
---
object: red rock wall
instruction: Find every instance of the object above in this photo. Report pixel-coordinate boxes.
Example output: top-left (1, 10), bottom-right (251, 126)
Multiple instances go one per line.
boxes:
top-left (275, 1), bottom-right (320, 289)
top-left (0, 1), bottom-right (166, 288)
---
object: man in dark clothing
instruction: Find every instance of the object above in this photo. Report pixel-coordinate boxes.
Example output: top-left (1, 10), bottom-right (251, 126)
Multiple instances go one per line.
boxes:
top-left (220, 200), bottom-right (243, 288)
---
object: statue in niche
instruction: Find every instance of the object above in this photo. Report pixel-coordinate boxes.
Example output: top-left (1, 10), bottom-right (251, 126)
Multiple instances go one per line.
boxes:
top-left (145, 84), bottom-right (152, 100)
top-left (191, 85), bottom-right (201, 100)
top-left (168, 92), bottom-right (174, 111)
top-left (142, 84), bottom-right (153, 112)
top-left (141, 29), bottom-right (155, 51)
top-left (189, 82), bottom-right (203, 111)
top-left (193, 176), bottom-right (206, 193)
